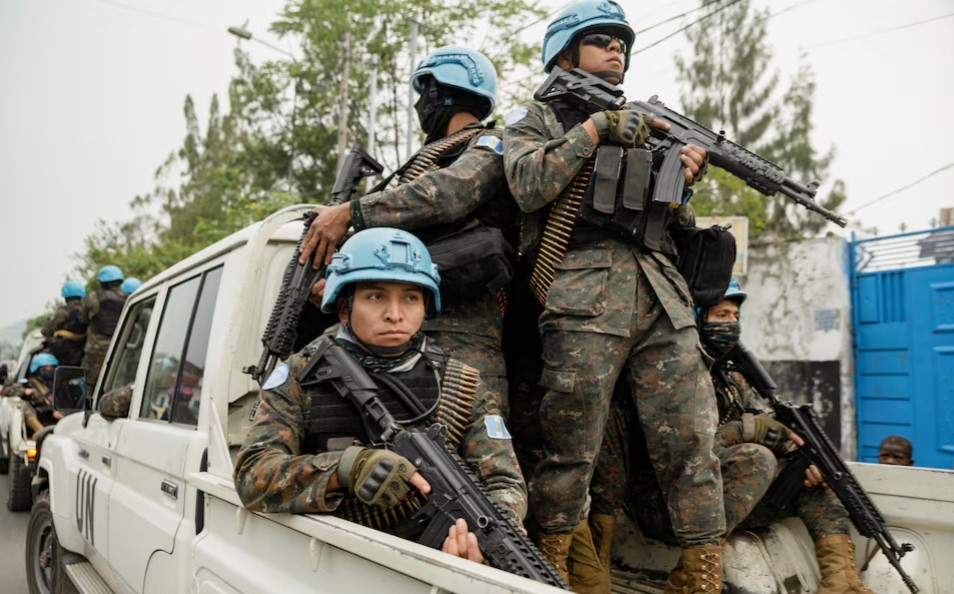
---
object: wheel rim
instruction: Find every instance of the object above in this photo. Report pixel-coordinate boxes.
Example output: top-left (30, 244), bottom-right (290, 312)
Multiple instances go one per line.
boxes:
top-left (31, 512), bottom-right (53, 594)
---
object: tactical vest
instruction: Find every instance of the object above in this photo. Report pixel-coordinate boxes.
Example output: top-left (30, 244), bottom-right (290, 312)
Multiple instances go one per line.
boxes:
top-left (62, 300), bottom-right (88, 335)
top-left (385, 124), bottom-right (516, 313)
top-left (91, 290), bottom-right (126, 336)
top-left (528, 102), bottom-right (681, 305)
top-left (49, 301), bottom-right (88, 365)
top-left (299, 338), bottom-right (480, 535)
top-left (556, 102), bottom-right (679, 253)
top-left (712, 366), bottom-right (747, 427)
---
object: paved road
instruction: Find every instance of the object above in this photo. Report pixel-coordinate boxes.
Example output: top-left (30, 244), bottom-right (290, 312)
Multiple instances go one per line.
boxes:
top-left (0, 472), bottom-right (31, 594)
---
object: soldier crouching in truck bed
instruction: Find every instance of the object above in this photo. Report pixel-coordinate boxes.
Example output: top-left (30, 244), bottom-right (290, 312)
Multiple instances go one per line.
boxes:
top-left (234, 228), bottom-right (527, 563)
top-left (590, 279), bottom-right (876, 594)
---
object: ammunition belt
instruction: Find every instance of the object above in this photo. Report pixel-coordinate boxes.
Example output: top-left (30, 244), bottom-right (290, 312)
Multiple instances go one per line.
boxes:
top-left (333, 359), bottom-right (479, 530)
top-left (399, 127), bottom-right (482, 183)
top-left (529, 157), bottom-right (595, 305)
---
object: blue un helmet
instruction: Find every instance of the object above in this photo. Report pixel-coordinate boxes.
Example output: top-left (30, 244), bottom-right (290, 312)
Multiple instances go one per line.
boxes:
top-left (121, 277), bottom-right (143, 295)
top-left (61, 280), bottom-right (86, 300)
top-left (29, 353), bottom-right (59, 374)
top-left (723, 277), bottom-right (747, 306)
top-left (97, 265), bottom-right (125, 283)
top-left (321, 228), bottom-right (441, 314)
top-left (542, 0), bottom-right (635, 73)
top-left (410, 46), bottom-right (497, 120)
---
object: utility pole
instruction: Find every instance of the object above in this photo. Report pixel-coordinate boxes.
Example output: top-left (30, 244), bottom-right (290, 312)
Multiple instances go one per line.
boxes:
top-left (368, 54), bottom-right (379, 159)
top-left (335, 31), bottom-right (352, 174)
top-left (405, 20), bottom-right (418, 160)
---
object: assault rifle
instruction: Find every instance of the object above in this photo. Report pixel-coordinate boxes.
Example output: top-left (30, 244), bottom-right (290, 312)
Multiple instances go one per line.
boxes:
top-left (731, 342), bottom-right (920, 593)
top-left (534, 67), bottom-right (848, 227)
top-left (245, 146), bottom-right (384, 384)
top-left (298, 340), bottom-right (569, 590)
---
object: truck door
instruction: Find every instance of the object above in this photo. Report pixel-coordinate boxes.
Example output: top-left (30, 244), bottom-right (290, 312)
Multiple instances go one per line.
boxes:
top-left (107, 266), bottom-right (222, 592)
top-left (69, 298), bottom-right (157, 565)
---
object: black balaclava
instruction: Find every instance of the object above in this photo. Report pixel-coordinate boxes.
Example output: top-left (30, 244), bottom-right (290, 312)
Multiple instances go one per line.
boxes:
top-left (36, 368), bottom-right (56, 385)
top-left (414, 76), bottom-right (491, 144)
top-left (701, 321), bottom-right (741, 358)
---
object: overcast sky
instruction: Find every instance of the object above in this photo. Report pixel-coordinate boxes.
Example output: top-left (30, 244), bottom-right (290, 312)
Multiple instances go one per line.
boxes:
top-left (1, 0), bottom-right (952, 330)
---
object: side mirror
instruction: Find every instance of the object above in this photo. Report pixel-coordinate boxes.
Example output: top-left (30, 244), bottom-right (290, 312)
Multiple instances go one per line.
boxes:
top-left (52, 366), bottom-right (87, 415)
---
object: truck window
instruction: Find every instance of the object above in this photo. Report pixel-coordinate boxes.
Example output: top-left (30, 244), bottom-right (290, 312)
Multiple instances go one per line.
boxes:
top-left (139, 267), bottom-right (222, 426)
top-left (101, 298), bottom-right (157, 405)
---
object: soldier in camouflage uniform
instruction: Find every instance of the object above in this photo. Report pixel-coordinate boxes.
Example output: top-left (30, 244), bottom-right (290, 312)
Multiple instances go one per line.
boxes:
top-left (42, 280), bottom-right (89, 366)
top-left (83, 265), bottom-right (128, 387)
top-left (4, 353), bottom-right (64, 439)
top-left (235, 228), bottom-right (526, 565)
top-left (591, 279), bottom-right (876, 594)
top-left (501, 2), bottom-right (722, 592)
top-left (299, 47), bottom-right (518, 419)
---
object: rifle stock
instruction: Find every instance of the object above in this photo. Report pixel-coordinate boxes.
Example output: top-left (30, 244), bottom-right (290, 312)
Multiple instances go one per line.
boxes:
top-left (246, 146), bottom-right (384, 384)
top-left (732, 343), bottom-right (919, 593)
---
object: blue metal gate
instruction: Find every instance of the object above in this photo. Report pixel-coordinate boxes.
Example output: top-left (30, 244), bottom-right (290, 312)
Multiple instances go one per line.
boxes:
top-left (851, 227), bottom-right (954, 469)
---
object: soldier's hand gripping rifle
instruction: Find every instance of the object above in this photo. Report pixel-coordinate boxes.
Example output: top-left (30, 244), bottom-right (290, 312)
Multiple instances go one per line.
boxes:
top-left (298, 341), bottom-right (569, 590)
top-left (245, 147), bottom-right (384, 385)
top-left (534, 67), bottom-right (848, 227)
top-left (731, 342), bottom-right (920, 593)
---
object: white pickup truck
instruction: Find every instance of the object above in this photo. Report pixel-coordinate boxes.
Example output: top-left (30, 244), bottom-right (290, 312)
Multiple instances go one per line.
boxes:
top-left (1, 328), bottom-right (46, 511)
top-left (26, 205), bottom-right (953, 594)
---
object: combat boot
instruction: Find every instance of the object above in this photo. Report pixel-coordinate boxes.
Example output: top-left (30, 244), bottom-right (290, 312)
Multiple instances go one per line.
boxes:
top-left (536, 531), bottom-right (573, 585)
top-left (815, 534), bottom-right (877, 594)
top-left (567, 517), bottom-right (610, 594)
top-left (589, 514), bottom-right (617, 586)
top-left (663, 543), bottom-right (723, 594)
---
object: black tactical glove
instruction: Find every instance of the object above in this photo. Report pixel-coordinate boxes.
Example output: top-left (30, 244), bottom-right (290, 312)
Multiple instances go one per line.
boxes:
top-left (337, 446), bottom-right (417, 509)
top-left (742, 413), bottom-right (793, 454)
top-left (590, 109), bottom-right (653, 147)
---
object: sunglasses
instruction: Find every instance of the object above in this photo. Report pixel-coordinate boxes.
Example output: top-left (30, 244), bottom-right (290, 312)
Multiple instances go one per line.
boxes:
top-left (580, 33), bottom-right (627, 55)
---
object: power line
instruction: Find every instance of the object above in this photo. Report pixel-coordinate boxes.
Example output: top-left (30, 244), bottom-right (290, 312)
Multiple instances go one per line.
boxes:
top-left (90, 0), bottom-right (215, 32)
top-left (631, 0), bottom-right (745, 56)
top-left (631, 0), bottom-right (815, 56)
top-left (801, 11), bottom-right (954, 51)
top-left (849, 162), bottom-right (954, 214)
top-left (634, 1), bottom-right (722, 36)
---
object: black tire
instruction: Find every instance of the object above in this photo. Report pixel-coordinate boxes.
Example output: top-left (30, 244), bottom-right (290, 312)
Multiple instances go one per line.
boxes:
top-left (26, 492), bottom-right (76, 594)
top-left (0, 435), bottom-right (9, 475)
top-left (8, 453), bottom-right (33, 511)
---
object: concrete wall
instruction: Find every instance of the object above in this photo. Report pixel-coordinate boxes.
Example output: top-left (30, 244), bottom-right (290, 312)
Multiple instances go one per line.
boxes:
top-left (739, 236), bottom-right (856, 458)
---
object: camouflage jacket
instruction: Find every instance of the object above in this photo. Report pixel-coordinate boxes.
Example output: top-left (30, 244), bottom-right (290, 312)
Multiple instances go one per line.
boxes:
top-left (98, 384), bottom-right (134, 420)
top-left (712, 366), bottom-right (773, 453)
top-left (234, 338), bottom-right (527, 525)
top-left (351, 122), bottom-right (518, 338)
top-left (42, 299), bottom-right (89, 340)
top-left (503, 100), bottom-right (698, 330)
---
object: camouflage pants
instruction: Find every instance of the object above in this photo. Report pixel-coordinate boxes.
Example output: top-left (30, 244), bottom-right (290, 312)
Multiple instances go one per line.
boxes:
top-left (83, 333), bottom-right (111, 388)
top-left (425, 294), bottom-right (508, 419)
top-left (529, 246), bottom-right (723, 546)
top-left (592, 402), bottom-right (848, 543)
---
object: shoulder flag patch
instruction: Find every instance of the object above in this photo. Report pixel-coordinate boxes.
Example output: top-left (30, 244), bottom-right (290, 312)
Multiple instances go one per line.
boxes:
top-left (475, 135), bottom-right (504, 155)
top-left (505, 106), bottom-right (529, 126)
top-left (262, 363), bottom-right (289, 391)
top-left (484, 415), bottom-right (512, 439)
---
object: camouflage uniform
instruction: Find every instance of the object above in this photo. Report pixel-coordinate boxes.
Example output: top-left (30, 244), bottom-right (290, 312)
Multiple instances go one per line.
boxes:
top-left (234, 335), bottom-right (527, 529)
top-left (7, 377), bottom-right (57, 436)
top-left (592, 369), bottom-right (850, 543)
top-left (41, 298), bottom-right (88, 366)
top-left (503, 100), bottom-right (723, 545)
top-left (83, 285), bottom-right (127, 386)
top-left (351, 123), bottom-right (518, 418)
top-left (98, 384), bottom-right (134, 420)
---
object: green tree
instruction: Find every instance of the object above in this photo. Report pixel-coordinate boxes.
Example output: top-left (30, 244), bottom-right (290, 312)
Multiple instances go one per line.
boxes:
top-left (73, 0), bottom-right (544, 286)
top-left (675, 0), bottom-right (845, 238)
